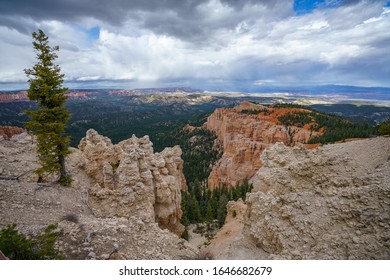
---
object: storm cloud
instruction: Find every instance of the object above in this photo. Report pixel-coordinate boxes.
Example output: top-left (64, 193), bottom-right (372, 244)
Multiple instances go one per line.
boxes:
top-left (0, 0), bottom-right (389, 90)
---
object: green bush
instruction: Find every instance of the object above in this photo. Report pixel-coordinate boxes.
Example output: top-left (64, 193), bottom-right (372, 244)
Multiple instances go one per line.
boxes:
top-left (58, 174), bottom-right (73, 186)
top-left (378, 118), bottom-right (390, 135)
top-left (0, 224), bottom-right (63, 260)
top-left (181, 228), bottom-right (189, 241)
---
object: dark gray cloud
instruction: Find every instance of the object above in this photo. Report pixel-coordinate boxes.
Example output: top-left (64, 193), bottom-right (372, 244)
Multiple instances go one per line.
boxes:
top-left (226, 54), bottom-right (331, 86)
top-left (0, 0), bottom-right (293, 42)
top-left (0, 0), bottom-right (216, 26)
top-left (0, 0), bottom-right (284, 20)
top-left (0, 0), bottom-right (204, 33)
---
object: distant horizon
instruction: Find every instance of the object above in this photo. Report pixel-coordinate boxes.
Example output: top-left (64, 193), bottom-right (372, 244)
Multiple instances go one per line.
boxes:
top-left (1, 83), bottom-right (390, 104)
top-left (1, 83), bottom-right (390, 94)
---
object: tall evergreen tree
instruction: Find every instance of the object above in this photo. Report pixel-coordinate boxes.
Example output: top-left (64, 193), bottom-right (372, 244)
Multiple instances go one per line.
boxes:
top-left (24, 29), bottom-right (71, 186)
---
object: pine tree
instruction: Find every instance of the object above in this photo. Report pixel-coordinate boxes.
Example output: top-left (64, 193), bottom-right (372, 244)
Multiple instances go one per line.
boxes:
top-left (24, 29), bottom-right (71, 186)
top-left (193, 196), bottom-right (203, 223)
top-left (217, 194), bottom-right (228, 228)
top-left (180, 191), bottom-right (190, 226)
top-left (205, 202), bottom-right (213, 224)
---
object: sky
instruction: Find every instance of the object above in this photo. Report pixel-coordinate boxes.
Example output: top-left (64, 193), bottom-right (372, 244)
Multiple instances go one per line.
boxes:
top-left (0, 0), bottom-right (389, 91)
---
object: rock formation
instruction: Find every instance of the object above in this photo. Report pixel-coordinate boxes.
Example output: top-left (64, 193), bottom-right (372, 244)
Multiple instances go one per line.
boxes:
top-left (245, 137), bottom-right (390, 259)
top-left (0, 129), bottom-right (197, 259)
top-left (205, 102), bottom-right (321, 189)
top-left (77, 129), bottom-right (186, 235)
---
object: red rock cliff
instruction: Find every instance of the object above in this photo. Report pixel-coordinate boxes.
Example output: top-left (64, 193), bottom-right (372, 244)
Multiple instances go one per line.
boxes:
top-left (204, 102), bottom-right (321, 189)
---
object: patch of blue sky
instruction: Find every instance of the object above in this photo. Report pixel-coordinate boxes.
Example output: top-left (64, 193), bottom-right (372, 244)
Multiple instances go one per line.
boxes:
top-left (87, 26), bottom-right (100, 41)
top-left (72, 25), bottom-right (100, 47)
top-left (385, 1), bottom-right (390, 7)
top-left (293, 0), bottom-right (342, 15)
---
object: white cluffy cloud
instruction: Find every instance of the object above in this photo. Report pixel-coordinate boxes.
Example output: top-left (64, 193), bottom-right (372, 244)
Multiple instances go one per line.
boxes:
top-left (0, 0), bottom-right (389, 90)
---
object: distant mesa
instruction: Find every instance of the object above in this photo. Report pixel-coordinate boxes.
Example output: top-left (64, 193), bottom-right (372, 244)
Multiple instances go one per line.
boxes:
top-left (0, 91), bottom-right (28, 103)
top-left (0, 88), bottom-right (204, 103)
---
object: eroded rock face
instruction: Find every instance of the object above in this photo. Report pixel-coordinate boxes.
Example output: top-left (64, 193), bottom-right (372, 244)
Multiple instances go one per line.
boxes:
top-left (78, 129), bottom-right (185, 235)
top-left (245, 137), bottom-right (390, 259)
top-left (205, 102), bottom-right (320, 189)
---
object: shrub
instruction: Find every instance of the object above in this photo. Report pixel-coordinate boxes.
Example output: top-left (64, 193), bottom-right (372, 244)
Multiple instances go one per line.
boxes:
top-left (378, 118), bottom-right (390, 135)
top-left (0, 224), bottom-right (63, 260)
top-left (181, 228), bottom-right (189, 241)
